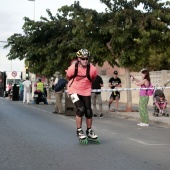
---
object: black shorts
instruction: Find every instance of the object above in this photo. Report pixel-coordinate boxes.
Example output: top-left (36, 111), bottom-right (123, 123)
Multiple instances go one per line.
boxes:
top-left (74, 95), bottom-right (92, 118)
top-left (110, 92), bottom-right (120, 100)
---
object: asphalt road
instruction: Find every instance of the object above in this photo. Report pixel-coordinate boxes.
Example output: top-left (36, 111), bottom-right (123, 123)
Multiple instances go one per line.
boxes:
top-left (0, 97), bottom-right (170, 170)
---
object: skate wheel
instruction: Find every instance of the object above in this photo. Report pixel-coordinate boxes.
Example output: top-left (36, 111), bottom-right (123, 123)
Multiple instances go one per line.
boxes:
top-left (88, 138), bottom-right (100, 144)
top-left (79, 138), bottom-right (88, 145)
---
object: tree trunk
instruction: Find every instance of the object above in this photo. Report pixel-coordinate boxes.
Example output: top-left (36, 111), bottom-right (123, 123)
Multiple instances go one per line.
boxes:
top-left (125, 67), bottom-right (132, 112)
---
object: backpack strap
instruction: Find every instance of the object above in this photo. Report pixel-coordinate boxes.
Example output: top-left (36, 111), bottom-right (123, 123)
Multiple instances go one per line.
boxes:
top-left (69, 62), bottom-right (78, 81)
top-left (69, 62), bottom-right (78, 87)
top-left (86, 63), bottom-right (92, 82)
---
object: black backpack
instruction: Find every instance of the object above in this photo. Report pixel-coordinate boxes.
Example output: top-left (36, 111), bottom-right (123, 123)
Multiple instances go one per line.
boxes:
top-left (69, 62), bottom-right (91, 87)
top-left (54, 78), bottom-right (68, 92)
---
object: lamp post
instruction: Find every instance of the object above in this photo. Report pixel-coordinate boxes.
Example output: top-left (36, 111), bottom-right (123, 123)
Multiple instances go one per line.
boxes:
top-left (28, 0), bottom-right (35, 20)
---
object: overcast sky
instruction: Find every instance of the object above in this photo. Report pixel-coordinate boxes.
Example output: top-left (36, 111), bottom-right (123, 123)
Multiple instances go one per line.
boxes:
top-left (0, 0), bottom-right (106, 72)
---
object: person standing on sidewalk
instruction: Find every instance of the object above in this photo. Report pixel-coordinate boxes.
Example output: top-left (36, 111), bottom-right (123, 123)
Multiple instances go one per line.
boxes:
top-left (22, 77), bottom-right (31, 104)
top-left (19, 80), bottom-right (24, 101)
top-left (7, 83), bottom-right (12, 99)
top-left (52, 73), bottom-right (64, 114)
top-left (108, 70), bottom-right (122, 111)
top-left (91, 75), bottom-right (104, 118)
top-left (130, 68), bottom-right (150, 127)
top-left (66, 49), bottom-right (100, 144)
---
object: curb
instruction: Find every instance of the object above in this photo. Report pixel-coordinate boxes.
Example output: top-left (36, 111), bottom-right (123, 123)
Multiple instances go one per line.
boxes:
top-left (30, 99), bottom-right (170, 128)
top-left (107, 111), bottom-right (170, 128)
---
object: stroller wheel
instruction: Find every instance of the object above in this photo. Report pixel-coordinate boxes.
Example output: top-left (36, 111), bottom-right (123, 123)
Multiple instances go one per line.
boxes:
top-left (166, 114), bottom-right (169, 117)
top-left (155, 113), bottom-right (159, 117)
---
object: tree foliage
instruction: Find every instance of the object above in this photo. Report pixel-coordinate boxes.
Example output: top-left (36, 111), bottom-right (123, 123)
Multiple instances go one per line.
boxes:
top-left (4, 0), bottom-right (170, 78)
top-left (100, 0), bottom-right (170, 71)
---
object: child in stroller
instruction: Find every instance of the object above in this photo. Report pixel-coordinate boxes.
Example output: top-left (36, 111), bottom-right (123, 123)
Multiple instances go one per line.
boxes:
top-left (153, 89), bottom-right (169, 117)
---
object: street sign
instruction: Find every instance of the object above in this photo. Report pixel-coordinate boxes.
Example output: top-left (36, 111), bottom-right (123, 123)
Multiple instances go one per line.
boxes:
top-left (12, 71), bottom-right (17, 77)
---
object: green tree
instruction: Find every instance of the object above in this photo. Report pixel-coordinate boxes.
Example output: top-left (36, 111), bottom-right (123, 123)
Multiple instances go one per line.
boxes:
top-left (4, 10), bottom-right (74, 78)
top-left (99, 0), bottom-right (170, 111)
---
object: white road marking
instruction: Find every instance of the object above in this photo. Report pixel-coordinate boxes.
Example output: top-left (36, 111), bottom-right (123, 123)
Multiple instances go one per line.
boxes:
top-left (100, 129), bottom-right (117, 135)
top-left (128, 138), bottom-right (170, 146)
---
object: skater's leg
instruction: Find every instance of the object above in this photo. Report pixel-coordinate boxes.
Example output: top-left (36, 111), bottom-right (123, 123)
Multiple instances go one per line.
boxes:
top-left (76, 115), bottom-right (83, 129)
top-left (86, 118), bottom-right (92, 129)
top-left (74, 100), bottom-right (87, 144)
top-left (74, 98), bottom-right (87, 142)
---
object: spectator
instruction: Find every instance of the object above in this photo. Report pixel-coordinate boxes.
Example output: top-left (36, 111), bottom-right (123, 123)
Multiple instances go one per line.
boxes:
top-left (19, 80), bottom-right (24, 101)
top-left (7, 83), bottom-right (12, 99)
top-left (43, 83), bottom-right (48, 98)
top-left (108, 70), bottom-right (122, 111)
top-left (52, 72), bottom-right (64, 114)
top-left (22, 77), bottom-right (31, 104)
top-left (91, 75), bottom-right (104, 118)
top-left (130, 68), bottom-right (151, 127)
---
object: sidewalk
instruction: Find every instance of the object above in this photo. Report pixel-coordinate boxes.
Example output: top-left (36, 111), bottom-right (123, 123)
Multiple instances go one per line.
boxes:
top-left (45, 96), bottom-right (170, 128)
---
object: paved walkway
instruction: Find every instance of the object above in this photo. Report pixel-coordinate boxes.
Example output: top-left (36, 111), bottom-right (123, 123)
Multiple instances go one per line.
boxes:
top-left (44, 96), bottom-right (170, 128)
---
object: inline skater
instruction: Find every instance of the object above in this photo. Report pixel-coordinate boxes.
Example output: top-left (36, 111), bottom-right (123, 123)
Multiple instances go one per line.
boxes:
top-left (66, 49), bottom-right (100, 144)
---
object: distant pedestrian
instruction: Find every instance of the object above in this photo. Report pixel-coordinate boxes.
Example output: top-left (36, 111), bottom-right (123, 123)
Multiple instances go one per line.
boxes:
top-left (19, 80), bottom-right (24, 101)
top-left (7, 83), bottom-right (12, 99)
top-left (43, 83), bottom-right (48, 98)
top-left (52, 73), bottom-right (64, 114)
top-left (22, 77), bottom-right (31, 104)
top-left (108, 71), bottom-right (122, 111)
top-left (130, 68), bottom-right (150, 127)
top-left (91, 75), bottom-right (104, 118)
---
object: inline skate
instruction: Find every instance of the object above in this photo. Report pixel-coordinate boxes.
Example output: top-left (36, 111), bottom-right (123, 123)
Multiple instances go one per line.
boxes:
top-left (77, 129), bottom-right (88, 145)
top-left (86, 129), bottom-right (100, 144)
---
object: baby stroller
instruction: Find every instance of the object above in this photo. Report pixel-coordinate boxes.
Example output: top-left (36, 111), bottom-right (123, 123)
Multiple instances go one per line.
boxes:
top-left (153, 89), bottom-right (169, 117)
